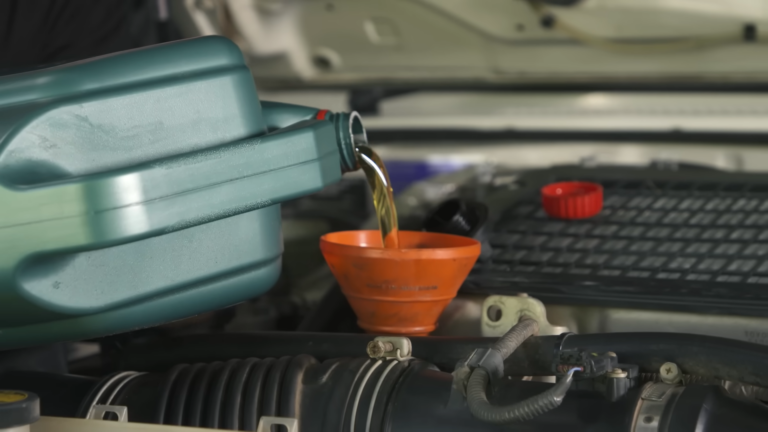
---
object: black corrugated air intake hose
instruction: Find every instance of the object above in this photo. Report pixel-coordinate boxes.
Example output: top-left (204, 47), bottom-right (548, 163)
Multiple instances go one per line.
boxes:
top-left (4, 349), bottom-right (768, 431)
top-left (76, 355), bottom-right (415, 431)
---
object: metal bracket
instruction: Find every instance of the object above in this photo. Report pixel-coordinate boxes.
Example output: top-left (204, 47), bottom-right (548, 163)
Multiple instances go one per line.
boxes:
top-left (449, 347), bottom-right (505, 405)
top-left (366, 336), bottom-right (412, 360)
top-left (464, 348), bottom-right (505, 380)
top-left (256, 416), bottom-right (298, 432)
top-left (87, 405), bottom-right (128, 422)
top-left (482, 295), bottom-right (569, 337)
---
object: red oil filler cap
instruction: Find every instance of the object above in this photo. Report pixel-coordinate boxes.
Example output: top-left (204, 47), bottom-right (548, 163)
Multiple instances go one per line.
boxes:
top-left (541, 181), bottom-right (603, 219)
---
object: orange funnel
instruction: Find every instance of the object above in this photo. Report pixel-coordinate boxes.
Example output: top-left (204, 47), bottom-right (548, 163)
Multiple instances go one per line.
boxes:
top-left (320, 230), bottom-right (481, 335)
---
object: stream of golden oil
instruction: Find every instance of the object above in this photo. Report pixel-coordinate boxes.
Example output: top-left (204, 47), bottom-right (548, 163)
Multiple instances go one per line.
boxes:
top-left (355, 145), bottom-right (399, 248)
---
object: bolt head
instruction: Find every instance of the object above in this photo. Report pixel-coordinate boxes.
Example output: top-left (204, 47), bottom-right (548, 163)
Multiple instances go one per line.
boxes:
top-left (367, 340), bottom-right (385, 358)
top-left (660, 362), bottom-right (678, 376)
top-left (660, 362), bottom-right (680, 383)
top-left (606, 367), bottom-right (628, 378)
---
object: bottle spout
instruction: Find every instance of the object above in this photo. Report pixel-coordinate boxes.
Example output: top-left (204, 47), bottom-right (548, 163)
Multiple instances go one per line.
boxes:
top-left (259, 100), bottom-right (363, 173)
top-left (330, 111), bottom-right (364, 173)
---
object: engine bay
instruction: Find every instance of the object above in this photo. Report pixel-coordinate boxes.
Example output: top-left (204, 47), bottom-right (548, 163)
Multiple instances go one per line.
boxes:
top-left (5, 21), bottom-right (768, 432)
top-left (6, 154), bottom-right (768, 432)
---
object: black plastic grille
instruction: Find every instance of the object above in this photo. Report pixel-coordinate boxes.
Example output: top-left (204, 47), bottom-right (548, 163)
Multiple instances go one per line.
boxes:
top-left (479, 180), bottom-right (768, 285)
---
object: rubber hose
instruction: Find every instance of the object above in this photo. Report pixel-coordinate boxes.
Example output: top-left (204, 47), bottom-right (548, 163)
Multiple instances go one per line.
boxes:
top-left (242, 358), bottom-right (274, 431)
top-left (187, 362), bottom-right (222, 427)
top-left (222, 358), bottom-right (259, 430)
top-left (114, 331), bottom-right (768, 388)
top-left (205, 359), bottom-right (239, 428)
top-left (167, 364), bottom-right (204, 425)
top-left (466, 368), bottom-right (575, 424)
top-left (491, 316), bottom-right (539, 359)
top-left (155, 363), bottom-right (186, 423)
top-left (280, 355), bottom-right (317, 418)
top-left (264, 357), bottom-right (291, 417)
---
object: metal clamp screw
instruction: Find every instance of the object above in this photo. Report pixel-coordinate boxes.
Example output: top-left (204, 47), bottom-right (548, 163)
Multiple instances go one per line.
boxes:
top-left (659, 362), bottom-right (681, 384)
top-left (366, 336), bottom-right (412, 360)
top-left (367, 340), bottom-right (394, 358)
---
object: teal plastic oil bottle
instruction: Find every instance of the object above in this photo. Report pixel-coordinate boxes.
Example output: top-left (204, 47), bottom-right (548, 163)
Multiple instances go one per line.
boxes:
top-left (0, 36), bottom-right (362, 349)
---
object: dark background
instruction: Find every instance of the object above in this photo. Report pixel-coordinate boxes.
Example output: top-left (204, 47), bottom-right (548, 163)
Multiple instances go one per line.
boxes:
top-left (0, 0), bottom-right (176, 74)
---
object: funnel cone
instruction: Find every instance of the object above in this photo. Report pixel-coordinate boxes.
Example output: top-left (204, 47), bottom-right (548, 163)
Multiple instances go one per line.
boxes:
top-left (320, 230), bottom-right (481, 335)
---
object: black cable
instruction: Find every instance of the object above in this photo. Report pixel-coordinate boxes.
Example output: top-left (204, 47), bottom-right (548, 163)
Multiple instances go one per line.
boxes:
top-left (467, 367), bottom-right (578, 423)
top-left (491, 316), bottom-right (539, 359)
top-left (465, 317), bottom-right (578, 424)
